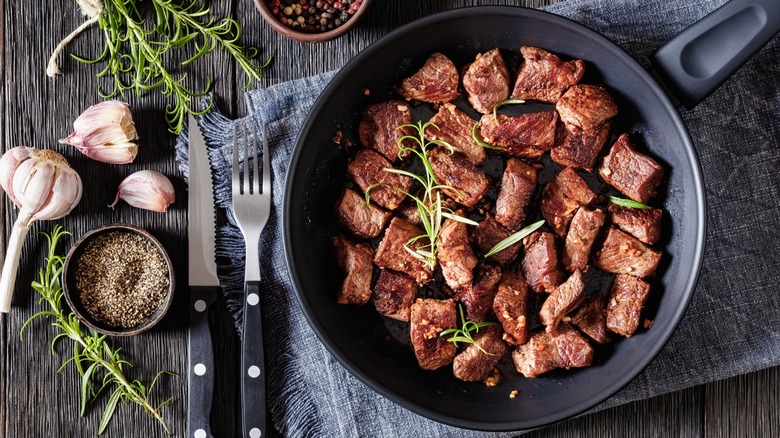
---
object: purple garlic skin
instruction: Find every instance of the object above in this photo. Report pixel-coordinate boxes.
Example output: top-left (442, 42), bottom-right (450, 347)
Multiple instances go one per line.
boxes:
top-left (111, 170), bottom-right (175, 212)
top-left (59, 100), bottom-right (139, 164)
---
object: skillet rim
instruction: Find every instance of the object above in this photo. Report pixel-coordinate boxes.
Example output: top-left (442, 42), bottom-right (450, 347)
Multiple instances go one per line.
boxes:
top-left (283, 5), bottom-right (707, 431)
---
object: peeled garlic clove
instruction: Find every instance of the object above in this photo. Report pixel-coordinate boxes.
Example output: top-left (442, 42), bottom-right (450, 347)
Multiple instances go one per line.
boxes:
top-left (111, 170), bottom-right (175, 212)
top-left (60, 100), bottom-right (139, 164)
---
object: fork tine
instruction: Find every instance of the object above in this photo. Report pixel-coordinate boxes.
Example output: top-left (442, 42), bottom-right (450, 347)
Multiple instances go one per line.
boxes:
top-left (232, 124), bottom-right (240, 195)
top-left (243, 124), bottom-right (251, 194)
top-left (262, 124), bottom-right (270, 195)
top-left (252, 123), bottom-right (261, 195)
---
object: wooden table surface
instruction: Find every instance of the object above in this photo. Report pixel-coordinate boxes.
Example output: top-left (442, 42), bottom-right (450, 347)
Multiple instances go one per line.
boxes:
top-left (1, 0), bottom-right (778, 437)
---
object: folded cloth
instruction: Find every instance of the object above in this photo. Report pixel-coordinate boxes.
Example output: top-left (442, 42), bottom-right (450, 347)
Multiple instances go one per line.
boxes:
top-left (176, 0), bottom-right (780, 435)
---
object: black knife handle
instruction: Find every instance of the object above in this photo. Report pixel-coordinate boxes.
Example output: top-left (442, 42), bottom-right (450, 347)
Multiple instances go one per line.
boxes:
top-left (188, 286), bottom-right (218, 438)
top-left (241, 280), bottom-right (267, 438)
top-left (652, 0), bottom-right (780, 108)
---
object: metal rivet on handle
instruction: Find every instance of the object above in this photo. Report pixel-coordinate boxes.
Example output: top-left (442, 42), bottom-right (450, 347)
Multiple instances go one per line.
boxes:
top-left (249, 428), bottom-right (262, 438)
top-left (248, 365), bottom-right (261, 378)
top-left (194, 363), bottom-right (207, 376)
top-left (194, 429), bottom-right (207, 438)
top-left (194, 299), bottom-right (207, 312)
top-left (247, 293), bottom-right (259, 306)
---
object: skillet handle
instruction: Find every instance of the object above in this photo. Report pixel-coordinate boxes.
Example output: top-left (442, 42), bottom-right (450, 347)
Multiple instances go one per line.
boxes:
top-left (651, 0), bottom-right (780, 108)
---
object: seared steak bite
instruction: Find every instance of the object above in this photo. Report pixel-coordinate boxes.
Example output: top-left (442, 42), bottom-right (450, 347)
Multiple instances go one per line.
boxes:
top-left (471, 214), bottom-right (520, 265)
top-left (608, 203), bottom-right (663, 245)
top-left (372, 269), bottom-right (417, 322)
top-left (594, 227), bottom-right (662, 278)
top-left (455, 263), bottom-right (502, 322)
top-left (437, 214), bottom-right (478, 291)
top-left (463, 48), bottom-right (511, 115)
top-left (539, 270), bottom-right (586, 333)
top-left (374, 217), bottom-right (434, 284)
top-left (510, 46), bottom-right (585, 103)
top-left (428, 147), bottom-right (490, 208)
top-left (495, 158), bottom-right (538, 231)
top-left (512, 323), bottom-right (594, 378)
top-left (410, 298), bottom-right (458, 370)
top-left (599, 133), bottom-right (665, 203)
top-left (358, 101), bottom-right (413, 162)
top-left (493, 271), bottom-right (530, 345)
top-left (606, 274), bottom-right (651, 337)
top-left (334, 188), bottom-right (392, 239)
top-left (347, 148), bottom-right (412, 210)
top-left (331, 235), bottom-right (374, 305)
top-left (479, 111), bottom-right (558, 159)
top-left (571, 294), bottom-right (609, 344)
top-left (427, 103), bottom-right (486, 165)
top-left (551, 121), bottom-right (611, 172)
top-left (556, 84), bottom-right (618, 132)
top-left (562, 207), bottom-right (607, 272)
top-left (399, 52), bottom-right (460, 104)
top-left (453, 325), bottom-right (510, 382)
top-left (522, 231), bottom-right (564, 293)
top-left (540, 167), bottom-right (597, 236)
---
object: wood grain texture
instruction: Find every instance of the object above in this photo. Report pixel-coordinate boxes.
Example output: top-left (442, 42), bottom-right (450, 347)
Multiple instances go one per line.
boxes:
top-left (2, 0), bottom-right (779, 437)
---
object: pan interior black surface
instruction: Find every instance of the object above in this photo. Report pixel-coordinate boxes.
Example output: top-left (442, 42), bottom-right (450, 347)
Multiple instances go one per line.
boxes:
top-left (283, 6), bottom-right (706, 431)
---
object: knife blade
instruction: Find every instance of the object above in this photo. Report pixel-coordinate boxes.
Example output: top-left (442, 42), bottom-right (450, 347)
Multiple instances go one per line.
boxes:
top-left (187, 114), bottom-right (219, 438)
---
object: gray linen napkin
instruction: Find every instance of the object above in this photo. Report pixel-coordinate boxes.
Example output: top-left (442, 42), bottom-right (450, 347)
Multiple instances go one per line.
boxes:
top-left (176, 0), bottom-right (780, 435)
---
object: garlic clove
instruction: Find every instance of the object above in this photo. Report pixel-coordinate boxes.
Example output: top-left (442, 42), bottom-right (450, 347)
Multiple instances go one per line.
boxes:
top-left (60, 101), bottom-right (139, 164)
top-left (111, 170), bottom-right (175, 213)
top-left (33, 168), bottom-right (83, 220)
top-left (0, 146), bottom-right (32, 207)
top-left (11, 149), bottom-right (82, 221)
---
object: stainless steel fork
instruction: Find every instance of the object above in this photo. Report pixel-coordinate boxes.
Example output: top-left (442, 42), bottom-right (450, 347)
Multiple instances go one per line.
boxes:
top-left (232, 122), bottom-right (270, 438)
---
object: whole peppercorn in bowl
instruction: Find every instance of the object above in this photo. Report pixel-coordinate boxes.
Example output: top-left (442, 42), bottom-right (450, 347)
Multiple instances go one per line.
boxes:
top-left (254, 0), bottom-right (371, 42)
top-left (62, 223), bottom-right (175, 337)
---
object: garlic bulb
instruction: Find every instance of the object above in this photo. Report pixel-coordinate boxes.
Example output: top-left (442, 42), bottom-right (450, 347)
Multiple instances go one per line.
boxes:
top-left (59, 101), bottom-right (139, 164)
top-left (110, 170), bottom-right (175, 212)
top-left (0, 147), bottom-right (83, 312)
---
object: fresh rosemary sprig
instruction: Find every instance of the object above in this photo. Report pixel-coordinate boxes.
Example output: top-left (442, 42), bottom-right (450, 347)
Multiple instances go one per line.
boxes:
top-left (48, 0), bottom-right (271, 134)
top-left (484, 219), bottom-right (545, 258)
top-left (20, 226), bottom-right (173, 436)
top-left (439, 304), bottom-right (496, 355)
top-left (608, 195), bottom-right (651, 209)
top-left (368, 121), bottom-right (478, 269)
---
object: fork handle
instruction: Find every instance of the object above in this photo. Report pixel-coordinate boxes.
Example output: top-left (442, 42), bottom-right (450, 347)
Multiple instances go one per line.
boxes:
top-left (241, 280), bottom-right (267, 438)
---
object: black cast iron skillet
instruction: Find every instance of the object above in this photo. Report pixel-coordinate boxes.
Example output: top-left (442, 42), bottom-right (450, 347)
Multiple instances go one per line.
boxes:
top-left (283, 0), bottom-right (779, 431)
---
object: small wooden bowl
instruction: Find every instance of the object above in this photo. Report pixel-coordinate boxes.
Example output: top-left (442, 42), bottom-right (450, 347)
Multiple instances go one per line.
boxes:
top-left (62, 223), bottom-right (175, 337)
top-left (253, 0), bottom-right (372, 43)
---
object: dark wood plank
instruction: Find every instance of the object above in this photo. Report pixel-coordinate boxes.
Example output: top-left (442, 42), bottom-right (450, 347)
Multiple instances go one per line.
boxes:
top-left (705, 366), bottom-right (780, 438)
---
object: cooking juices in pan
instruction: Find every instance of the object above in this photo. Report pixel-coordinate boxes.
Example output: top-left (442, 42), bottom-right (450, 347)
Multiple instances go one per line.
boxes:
top-left (330, 46), bottom-right (669, 386)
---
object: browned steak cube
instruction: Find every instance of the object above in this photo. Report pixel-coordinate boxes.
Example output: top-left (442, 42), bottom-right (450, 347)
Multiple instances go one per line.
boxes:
top-left (334, 188), bottom-right (392, 239)
top-left (551, 121), bottom-right (611, 172)
top-left (493, 271), bottom-right (530, 345)
top-left (463, 48), bottom-right (511, 114)
top-left (539, 269), bottom-right (586, 333)
top-left (398, 52), bottom-right (460, 104)
top-left (540, 167), bottom-right (597, 236)
top-left (372, 269), bottom-right (417, 322)
top-left (455, 263), bottom-right (502, 322)
top-left (410, 298), bottom-right (458, 370)
top-left (374, 217), bottom-right (434, 284)
top-left (606, 274), bottom-right (651, 337)
top-left (599, 133), bottom-right (665, 203)
top-left (331, 235), bottom-right (374, 305)
top-left (562, 207), bottom-right (607, 272)
top-left (570, 295), bottom-right (608, 344)
top-left (347, 148), bottom-right (412, 210)
top-left (471, 214), bottom-right (520, 265)
top-left (479, 111), bottom-right (558, 159)
top-left (593, 227), bottom-right (662, 278)
top-left (358, 101), bottom-right (413, 162)
top-left (522, 231), bottom-right (564, 293)
top-left (453, 325), bottom-right (510, 382)
top-left (608, 203), bottom-right (663, 245)
top-left (428, 147), bottom-right (490, 208)
top-left (426, 103), bottom-right (485, 165)
top-left (510, 46), bottom-right (585, 103)
top-left (512, 323), bottom-right (594, 378)
top-left (437, 214), bottom-right (478, 291)
top-left (556, 84), bottom-right (618, 131)
top-left (495, 158), bottom-right (538, 231)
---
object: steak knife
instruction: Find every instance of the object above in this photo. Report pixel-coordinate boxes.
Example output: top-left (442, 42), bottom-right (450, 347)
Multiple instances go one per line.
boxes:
top-left (187, 114), bottom-right (219, 438)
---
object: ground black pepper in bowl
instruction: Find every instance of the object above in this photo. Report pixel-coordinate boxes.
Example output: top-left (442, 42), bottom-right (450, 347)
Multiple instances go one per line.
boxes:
top-left (64, 224), bottom-right (174, 336)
